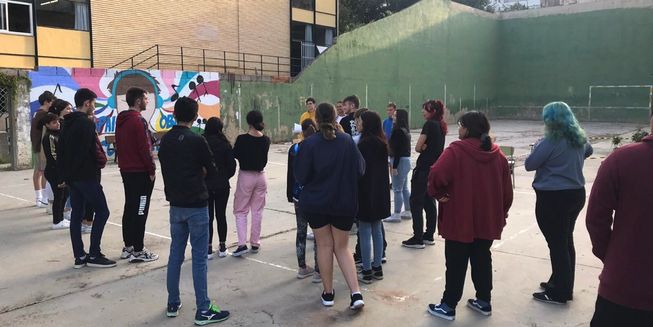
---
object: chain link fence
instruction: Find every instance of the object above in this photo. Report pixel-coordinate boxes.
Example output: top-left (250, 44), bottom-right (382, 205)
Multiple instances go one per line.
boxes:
top-left (0, 86), bottom-right (9, 118)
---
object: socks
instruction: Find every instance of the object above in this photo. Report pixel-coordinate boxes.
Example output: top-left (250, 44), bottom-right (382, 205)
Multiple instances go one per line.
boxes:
top-left (35, 189), bottom-right (43, 201)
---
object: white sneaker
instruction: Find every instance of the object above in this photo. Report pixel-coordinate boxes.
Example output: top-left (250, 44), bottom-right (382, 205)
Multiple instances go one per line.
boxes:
top-left (63, 210), bottom-right (71, 221)
top-left (81, 224), bottom-right (92, 234)
top-left (51, 220), bottom-right (70, 230)
top-left (218, 250), bottom-right (228, 258)
top-left (129, 249), bottom-right (159, 263)
top-left (383, 214), bottom-right (402, 223)
top-left (400, 211), bottom-right (412, 219)
top-left (312, 272), bottom-right (322, 284)
top-left (307, 231), bottom-right (315, 240)
top-left (120, 246), bottom-right (134, 260)
top-left (36, 199), bottom-right (47, 208)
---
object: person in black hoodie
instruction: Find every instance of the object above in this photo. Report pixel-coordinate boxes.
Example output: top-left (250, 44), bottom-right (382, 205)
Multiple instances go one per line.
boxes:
top-left (42, 113), bottom-right (69, 230)
top-left (203, 117), bottom-right (237, 259)
top-left (356, 111), bottom-right (391, 284)
top-left (159, 96), bottom-right (230, 324)
top-left (58, 88), bottom-right (115, 269)
top-left (287, 119), bottom-right (320, 281)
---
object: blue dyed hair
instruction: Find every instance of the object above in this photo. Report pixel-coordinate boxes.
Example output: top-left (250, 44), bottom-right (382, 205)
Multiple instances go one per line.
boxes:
top-left (542, 102), bottom-right (587, 148)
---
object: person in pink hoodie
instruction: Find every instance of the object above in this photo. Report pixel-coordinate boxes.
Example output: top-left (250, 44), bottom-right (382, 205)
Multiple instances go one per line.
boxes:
top-left (426, 111), bottom-right (513, 321)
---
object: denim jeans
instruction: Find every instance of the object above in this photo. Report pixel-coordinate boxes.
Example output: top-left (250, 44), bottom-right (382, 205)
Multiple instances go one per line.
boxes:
top-left (391, 157), bottom-right (411, 214)
top-left (359, 220), bottom-right (384, 270)
top-left (166, 206), bottom-right (211, 312)
top-left (69, 179), bottom-right (110, 259)
top-left (294, 202), bottom-right (318, 271)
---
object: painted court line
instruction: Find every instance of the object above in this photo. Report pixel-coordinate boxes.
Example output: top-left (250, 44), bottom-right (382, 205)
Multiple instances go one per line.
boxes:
top-left (0, 192), bottom-right (33, 204)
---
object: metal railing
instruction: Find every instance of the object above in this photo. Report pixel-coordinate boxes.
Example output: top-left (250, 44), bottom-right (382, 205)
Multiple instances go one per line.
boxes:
top-left (110, 44), bottom-right (294, 77)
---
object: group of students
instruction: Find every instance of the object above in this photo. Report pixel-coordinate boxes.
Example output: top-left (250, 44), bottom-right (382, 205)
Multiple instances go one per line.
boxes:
top-left (28, 86), bottom-right (652, 325)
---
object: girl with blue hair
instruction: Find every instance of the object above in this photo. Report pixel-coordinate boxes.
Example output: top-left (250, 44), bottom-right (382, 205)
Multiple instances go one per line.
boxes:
top-left (525, 102), bottom-right (593, 305)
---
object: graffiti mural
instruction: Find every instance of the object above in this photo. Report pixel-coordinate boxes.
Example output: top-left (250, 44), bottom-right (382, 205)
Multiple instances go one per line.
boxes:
top-left (29, 66), bottom-right (221, 135)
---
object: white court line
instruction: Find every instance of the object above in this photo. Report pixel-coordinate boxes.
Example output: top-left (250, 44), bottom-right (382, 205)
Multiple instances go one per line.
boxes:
top-left (267, 161), bottom-right (287, 166)
top-left (492, 223), bottom-right (539, 249)
top-left (0, 192), bottom-right (32, 203)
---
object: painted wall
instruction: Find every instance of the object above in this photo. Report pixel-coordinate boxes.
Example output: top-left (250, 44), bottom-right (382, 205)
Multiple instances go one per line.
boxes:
top-left (28, 67), bottom-right (221, 156)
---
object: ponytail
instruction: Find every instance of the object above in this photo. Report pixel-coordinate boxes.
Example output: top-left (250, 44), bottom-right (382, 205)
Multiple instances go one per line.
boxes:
top-left (459, 111), bottom-right (492, 151)
top-left (246, 110), bottom-right (265, 131)
top-left (316, 102), bottom-right (338, 140)
top-left (480, 133), bottom-right (492, 151)
top-left (319, 123), bottom-right (337, 140)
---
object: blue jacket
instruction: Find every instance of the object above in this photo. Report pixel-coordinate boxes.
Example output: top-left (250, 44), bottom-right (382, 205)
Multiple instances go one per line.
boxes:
top-left (525, 137), bottom-right (593, 191)
top-left (383, 117), bottom-right (393, 141)
top-left (294, 132), bottom-right (365, 217)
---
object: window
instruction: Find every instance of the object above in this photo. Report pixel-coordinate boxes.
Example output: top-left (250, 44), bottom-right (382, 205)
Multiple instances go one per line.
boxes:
top-left (0, 0), bottom-right (32, 34)
top-left (37, 0), bottom-right (89, 31)
top-left (292, 0), bottom-right (314, 11)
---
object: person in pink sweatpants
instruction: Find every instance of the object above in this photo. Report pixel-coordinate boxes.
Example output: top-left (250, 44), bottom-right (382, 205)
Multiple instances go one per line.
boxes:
top-left (231, 110), bottom-right (271, 257)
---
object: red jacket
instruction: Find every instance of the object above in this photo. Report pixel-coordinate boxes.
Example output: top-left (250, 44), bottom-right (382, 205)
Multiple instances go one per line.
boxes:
top-left (428, 138), bottom-right (513, 243)
top-left (115, 110), bottom-right (155, 175)
top-left (586, 135), bottom-right (653, 311)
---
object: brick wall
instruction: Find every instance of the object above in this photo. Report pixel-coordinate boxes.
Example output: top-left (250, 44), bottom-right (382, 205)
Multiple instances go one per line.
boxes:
top-left (90, 0), bottom-right (290, 70)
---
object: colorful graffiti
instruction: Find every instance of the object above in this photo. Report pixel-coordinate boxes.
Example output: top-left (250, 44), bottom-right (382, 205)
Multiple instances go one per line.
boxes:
top-left (29, 66), bottom-right (221, 135)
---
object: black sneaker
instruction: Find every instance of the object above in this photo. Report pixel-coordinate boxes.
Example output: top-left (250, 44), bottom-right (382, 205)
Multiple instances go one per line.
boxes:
top-left (349, 293), bottom-right (364, 310)
top-left (467, 299), bottom-right (492, 316)
top-left (402, 236), bottom-right (425, 249)
top-left (372, 266), bottom-right (384, 280)
top-left (422, 234), bottom-right (436, 245)
top-left (250, 245), bottom-right (259, 254)
top-left (427, 303), bottom-right (455, 321)
top-left (321, 290), bottom-right (335, 307)
top-left (73, 255), bottom-right (87, 269)
top-left (353, 252), bottom-right (362, 265)
top-left (358, 269), bottom-right (373, 284)
top-left (86, 254), bottom-right (117, 268)
top-left (532, 291), bottom-right (567, 305)
top-left (166, 302), bottom-right (182, 317)
top-left (539, 281), bottom-right (552, 289)
top-left (381, 256), bottom-right (387, 264)
top-left (194, 303), bottom-right (230, 325)
top-left (231, 245), bottom-right (249, 257)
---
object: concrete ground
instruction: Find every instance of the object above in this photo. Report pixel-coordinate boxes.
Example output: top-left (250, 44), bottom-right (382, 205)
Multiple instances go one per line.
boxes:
top-left (0, 120), bottom-right (645, 327)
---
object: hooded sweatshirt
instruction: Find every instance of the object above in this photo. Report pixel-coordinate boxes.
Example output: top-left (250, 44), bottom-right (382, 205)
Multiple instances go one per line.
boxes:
top-left (428, 138), bottom-right (513, 243)
top-left (58, 111), bottom-right (107, 183)
top-left (115, 110), bottom-right (156, 176)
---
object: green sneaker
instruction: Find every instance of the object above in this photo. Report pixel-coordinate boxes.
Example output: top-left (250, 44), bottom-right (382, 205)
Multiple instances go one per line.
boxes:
top-left (194, 303), bottom-right (230, 325)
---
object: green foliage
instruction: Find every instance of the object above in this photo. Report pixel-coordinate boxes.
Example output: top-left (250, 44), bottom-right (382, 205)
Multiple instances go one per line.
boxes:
top-left (631, 129), bottom-right (649, 143)
top-left (611, 135), bottom-right (623, 148)
top-left (505, 2), bottom-right (529, 11)
top-left (0, 72), bottom-right (31, 99)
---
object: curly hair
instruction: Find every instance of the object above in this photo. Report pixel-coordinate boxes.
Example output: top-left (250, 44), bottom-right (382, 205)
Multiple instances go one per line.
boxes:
top-left (542, 102), bottom-right (587, 148)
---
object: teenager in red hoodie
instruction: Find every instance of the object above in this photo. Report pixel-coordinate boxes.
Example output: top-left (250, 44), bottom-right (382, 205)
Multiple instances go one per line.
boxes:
top-left (586, 114), bottom-right (653, 327)
top-left (426, 111), bottom-right (513, 321)
top-left (115, 87), bottom-right (158, 263)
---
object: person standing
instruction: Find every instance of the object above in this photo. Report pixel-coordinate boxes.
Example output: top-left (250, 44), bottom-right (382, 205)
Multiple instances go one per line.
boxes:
top-left (42, 113), bottom-right (69, 230)
top-left (525, 102), bottom-right (593, 305)
top-left (48, 99), bottom-right (74, 221)
top-left (287, 119), bottom-right (320, 282)
top-left (115, 87), bottom-right (159, 263)
top-left (426, 111), bottom-right (513, 321)
top-left (300, 97), bottom-right (317, 124)
top-left (335, 101), bottom-right (346, 124)
top-left (159, 96), bottom-right (230, 324)
top-left (232, 110), bottom-right (271, 257)
top-left (356, 111), bottom-right (391, 284)
top-left (586, 113), bottom-right (653, 327)
top-left (31, 91), bottom-right (55, 208)
top-left (294, 102), bottom-right (365, 310)
top-left (58, 88), bottom-right (115, 268)
top-left (384, 109), bottom-right (412, 223)
top-left (383, 102), bottom-right (396, 141)
top-left (402, 100), bottom-right (447, 249)
top-left (203, 117), bottom-right (237, 259)
top-left (339, 95), bottom-right (360, 137)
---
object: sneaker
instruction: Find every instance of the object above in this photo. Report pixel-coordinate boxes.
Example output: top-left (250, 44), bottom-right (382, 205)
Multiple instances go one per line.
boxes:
top-left (467, 299), bottom-right (492, 316)
top-left (81, 224), bottom-right (92, 234)
top-left (73, 255), bottom-right (87, 269)
top-left (51, 220), bottom-right (70, 230)
top-left (63, 210), bottom-right (71, 221)
top-left (250, 245), bottom-right (259, 254)
top-left (383, 214), bottom-right (402, 223)
top-left (539, 282), bottom-right (573, 301)
top-left (194, 303), bottom-right (230, 325)
top-left (402, 236), bottom-right (425, 249)
top-left (46, 201), bottom-right (53, 215)
top-left (358, 269), bottom-right (373, 284)
top-left (86, 254), bottom-right (117, 268)
top-left (423, 234), bottom-right (436, 245)
top-left (349, 293), bottom-right (365, 310)
top-left (312, 272), bottom-right (322, 284)
top-left (321, 290), bottom-right (335, 307)
top-left (297, 265), bottom-right (315, 279)
top-left (218, 243), bottom-right (228, 258)
top-left (532, 291), bottom-right (567, 305)
top-left (307, 231), bottom-right (315, 240)
top-left (120, 246), bottom-right (134, 260)
top-left (381, 256), bottom-right (387, 264)
top-left (166, 302), bottom-right (182, 318)
top-left (129, 249), bottom-right (159, 263)
top-left (372, 266), bottom-right (384, 280)
top-left (36, 199), bottom-right (47, 208)
top-left (428, 303), bottom-right (455, 321)
top-left (231, 245), bottom-right (249, 257)
top-left (207, 246), bottom-right (214, 260)
top-left (400, 210), bottom-right (412, 219)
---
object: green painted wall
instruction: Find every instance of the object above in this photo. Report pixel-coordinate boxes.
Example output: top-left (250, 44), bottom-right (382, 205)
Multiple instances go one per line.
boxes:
top-left (495, 7), bottom-right (653, 121)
